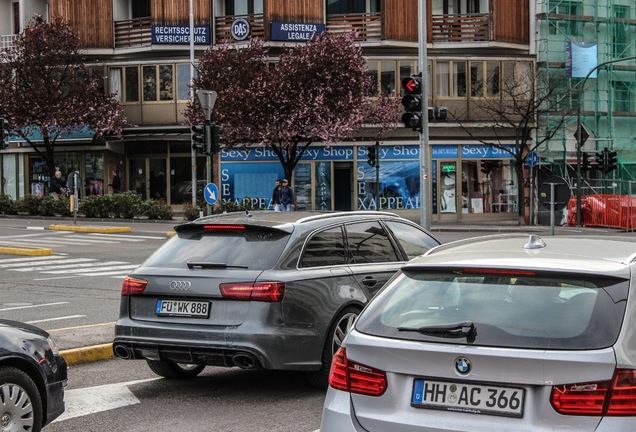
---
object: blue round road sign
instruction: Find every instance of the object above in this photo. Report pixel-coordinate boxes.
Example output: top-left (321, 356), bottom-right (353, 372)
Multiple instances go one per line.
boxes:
top-left (203, 183), bottom-right (219, 205)
top-left (526, 151), bottom-right (538, 167)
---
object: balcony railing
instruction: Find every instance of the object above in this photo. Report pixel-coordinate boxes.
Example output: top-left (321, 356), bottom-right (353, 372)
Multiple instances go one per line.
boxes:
top-left (215, 14), bottom-right (265, 42)
top-left (431, 13), bottom-right (492, 42)
top-left (326, 12), bottom-right (382, 41)
top-left (114, 17), bottom-right (152, 48)
top-left (0, 34), bottom-right (17, 51)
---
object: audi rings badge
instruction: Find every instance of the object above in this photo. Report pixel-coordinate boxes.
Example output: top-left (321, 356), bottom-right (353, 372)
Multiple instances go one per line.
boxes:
top-left (170, 281), bottom-right (192, 291)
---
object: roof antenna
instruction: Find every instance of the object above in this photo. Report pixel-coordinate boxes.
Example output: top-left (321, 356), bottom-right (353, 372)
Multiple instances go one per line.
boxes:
top-left (244, 210), bottom-right (252, 218)
top-left (523, 234), bottom-right (546, 250)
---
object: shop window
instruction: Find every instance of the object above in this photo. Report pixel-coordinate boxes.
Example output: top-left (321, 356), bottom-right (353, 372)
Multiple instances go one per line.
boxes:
top-left (142, 65), bottom-right (174, 102)
top-left (85, 154), bottom-right (104, 197)
top-left (224, 0), bottom-right (263, 16)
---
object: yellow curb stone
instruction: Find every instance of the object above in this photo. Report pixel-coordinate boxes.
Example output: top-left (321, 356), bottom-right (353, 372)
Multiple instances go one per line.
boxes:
top-left (49, 224), bottom-right (131, 234)
top-left (0, 245), bottom-right (53, 256)
top-left (60, 343), bottom-right (114, 366)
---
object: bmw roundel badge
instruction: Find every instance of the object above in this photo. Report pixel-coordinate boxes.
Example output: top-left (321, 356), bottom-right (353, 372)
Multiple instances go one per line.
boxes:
top-left (455, 357), bottom-right (471, 375)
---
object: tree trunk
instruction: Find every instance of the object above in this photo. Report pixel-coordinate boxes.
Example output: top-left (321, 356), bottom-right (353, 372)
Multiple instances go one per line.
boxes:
top-left (516, 162), bottom-right (526, 226)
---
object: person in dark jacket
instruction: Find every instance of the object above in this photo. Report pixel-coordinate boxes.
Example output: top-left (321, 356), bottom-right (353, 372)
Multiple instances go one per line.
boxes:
top-left (49, 170), bottom-right (66, 200)
top-left (271, 179), bottom-right (281, 211)
top-left (109, 170), bottom-right (121, 194)
top-left (279, 179), bottom-right (295, 211)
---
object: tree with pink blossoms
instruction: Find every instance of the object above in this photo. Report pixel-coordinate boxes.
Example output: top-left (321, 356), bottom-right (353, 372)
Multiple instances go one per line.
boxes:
top-left (186, 32), bottom-right (399, 182)
top-left (0, 16), bottom-right (127, 182)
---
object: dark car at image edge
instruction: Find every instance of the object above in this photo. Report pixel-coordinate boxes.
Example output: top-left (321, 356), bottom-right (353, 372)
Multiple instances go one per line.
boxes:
top-left (0, 319), bottom-right (67, 432)
top-left (113, 210), bottom-right (440, 388)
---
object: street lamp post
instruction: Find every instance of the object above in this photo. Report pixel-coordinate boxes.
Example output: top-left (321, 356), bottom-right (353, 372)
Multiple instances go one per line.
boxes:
top-left (575, 55), bottom-right (636, 226)
top-left (418, 0), bottom-right (430, 230)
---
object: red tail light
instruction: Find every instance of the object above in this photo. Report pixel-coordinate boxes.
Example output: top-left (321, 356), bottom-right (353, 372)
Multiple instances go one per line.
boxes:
top-left (219, 282), bottom-right (284, 302)
top-left (328, 347), bottom-right (387, 397)
top-left (551, 370), bottom-right (636, 416)
top-left (121, 277), bottom-right (148, 296)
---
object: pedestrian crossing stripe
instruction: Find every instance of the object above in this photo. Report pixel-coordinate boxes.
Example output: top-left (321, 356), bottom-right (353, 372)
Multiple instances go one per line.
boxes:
top-left (1, 255), bottom-right (140, 278)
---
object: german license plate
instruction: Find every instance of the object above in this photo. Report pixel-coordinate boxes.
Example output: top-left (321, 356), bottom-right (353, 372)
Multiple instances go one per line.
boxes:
top-left (412, 378), bottom-right (524, 417)
top-left (155, 300), bottom-right (210, 318)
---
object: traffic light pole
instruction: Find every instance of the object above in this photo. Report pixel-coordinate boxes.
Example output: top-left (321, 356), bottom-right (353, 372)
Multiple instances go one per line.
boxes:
top-left (205, 121), bottom-right (212, 216)
top-left (575, 55), bottom-right (636, 226)
top-left (418, 0), bottom-right (431, 230)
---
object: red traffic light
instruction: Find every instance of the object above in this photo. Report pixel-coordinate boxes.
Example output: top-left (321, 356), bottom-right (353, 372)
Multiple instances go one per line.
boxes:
top-left (401, 75), bottom-right (422, 95)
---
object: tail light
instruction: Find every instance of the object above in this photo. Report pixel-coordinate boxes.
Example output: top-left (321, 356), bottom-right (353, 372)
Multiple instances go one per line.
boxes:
top-left (121, 277), bottom-right (148, 296)
top-left (219, 282), bottom-right (284, 302)
top-left (328, 347), bottom-right (387, 397)
top-left (551, 369), bottom-right (636, 416)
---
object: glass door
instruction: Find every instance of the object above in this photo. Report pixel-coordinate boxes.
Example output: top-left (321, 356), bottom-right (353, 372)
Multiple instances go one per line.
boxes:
top-left (439, 162), bottom-right (458, 215)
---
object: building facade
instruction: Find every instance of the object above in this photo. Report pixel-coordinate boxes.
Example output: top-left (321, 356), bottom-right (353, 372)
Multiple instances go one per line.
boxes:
top-left (0, 0), bottom-right (532, 223)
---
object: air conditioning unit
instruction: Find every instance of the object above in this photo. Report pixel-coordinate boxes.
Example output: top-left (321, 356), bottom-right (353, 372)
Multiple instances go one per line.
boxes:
top-left (435, 106), bottom-right (448, 120)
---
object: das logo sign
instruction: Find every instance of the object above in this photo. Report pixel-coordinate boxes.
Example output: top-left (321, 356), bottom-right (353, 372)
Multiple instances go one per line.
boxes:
top-left (231, 18), bottom-right (250, 41)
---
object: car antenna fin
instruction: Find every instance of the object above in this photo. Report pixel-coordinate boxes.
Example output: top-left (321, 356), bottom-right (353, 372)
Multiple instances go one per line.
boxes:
top-left (523, 234), bottom-right (546, 250)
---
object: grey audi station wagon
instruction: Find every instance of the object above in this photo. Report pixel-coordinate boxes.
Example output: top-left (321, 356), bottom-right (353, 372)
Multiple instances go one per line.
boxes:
top-left (113, 210), bottom-right (440, 388)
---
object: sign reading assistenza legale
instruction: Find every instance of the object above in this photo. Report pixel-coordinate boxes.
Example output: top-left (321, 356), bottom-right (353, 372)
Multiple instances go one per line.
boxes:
top-left (270, 22), bottom-right (326, 41)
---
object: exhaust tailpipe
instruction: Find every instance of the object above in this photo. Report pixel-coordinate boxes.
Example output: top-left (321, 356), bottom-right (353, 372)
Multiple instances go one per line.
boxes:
top-left (113, 344), bottom-right (132, 359)
top-left (232, 352), bottom-right (258, 369)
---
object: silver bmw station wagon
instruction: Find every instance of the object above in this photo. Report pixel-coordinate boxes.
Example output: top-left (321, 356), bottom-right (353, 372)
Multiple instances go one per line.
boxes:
top-left (321, 234), bottom-right (636, 431)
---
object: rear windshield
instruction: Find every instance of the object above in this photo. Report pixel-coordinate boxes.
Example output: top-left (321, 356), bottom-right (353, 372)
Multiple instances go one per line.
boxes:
top-left (355, 269), bottom-right (629, 350)
top-left (142, 226), bottom-right (290, 270)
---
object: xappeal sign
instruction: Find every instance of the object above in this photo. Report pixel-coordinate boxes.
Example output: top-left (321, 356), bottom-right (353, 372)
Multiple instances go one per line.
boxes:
top-left (270, 22), bottom-right (325, 41)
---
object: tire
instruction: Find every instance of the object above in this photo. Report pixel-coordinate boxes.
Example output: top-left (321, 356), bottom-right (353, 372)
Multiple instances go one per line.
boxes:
top-left (306, 306), bottom-right (360, 390)
top-left (145, 360), bottom-right (205, 379)
top-left (0, 366), bottom-right (43, 432)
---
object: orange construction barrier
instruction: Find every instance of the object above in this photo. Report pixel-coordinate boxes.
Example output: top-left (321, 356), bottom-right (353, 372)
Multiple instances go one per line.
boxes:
top-left (567, 194), bottom-right (636, 229)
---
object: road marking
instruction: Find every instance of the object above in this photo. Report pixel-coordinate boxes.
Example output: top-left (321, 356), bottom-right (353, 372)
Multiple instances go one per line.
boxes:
top-left (11, 261), bottom-right (128, 272)
top-left (0, 255), bottom-right (66, 264)
top-left (0, 258), bottom-right (96, 268)
top-left (88, 233), bottom-right (165, 240)
top-left (42, 264), bottom-right (139, 274)
top-left (52, 378), bottom-right (159, 423)
top-left (0, 302), bottom-right (69, 312)
top-left (32, 275), bottom-right (85, 281)
top-left (26, 315), bottom-right (86, 324)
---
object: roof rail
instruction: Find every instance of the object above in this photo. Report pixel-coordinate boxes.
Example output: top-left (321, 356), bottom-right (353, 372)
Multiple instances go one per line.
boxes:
top-left (424, 233), bottom-right (530, 256)
top-left (296, 211), bottom-right (400, 224)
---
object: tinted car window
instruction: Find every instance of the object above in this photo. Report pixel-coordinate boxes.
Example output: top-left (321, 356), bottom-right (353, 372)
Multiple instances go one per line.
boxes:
top-left (143, 227), bottom-right (290, 270)
top-left (346, 221), bottom-right (400, 264)
top-left (299, 226), bottom-right (346, 268)
top-left (356, 269), bottom-right (628, 350)
top-left (384, 221), bottom-right (439, 259)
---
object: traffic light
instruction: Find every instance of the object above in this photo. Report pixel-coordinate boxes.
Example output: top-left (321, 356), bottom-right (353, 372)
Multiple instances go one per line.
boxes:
top-left (367, 144), bottom-right (378, 167)
top-left (0, 118), bottom-right (8, 150)
top-left (211, 125), bottom-right (222, 153)
top-left (595, 149), bottom-right (605, 169)
top-left (401, 74), bottom-right (422, 131)
top-left (192, 124), bottom-right (206, 153)
top-left (605, 148), bottom-right (618, 173)
top-left (581, 152), bottom-right (590, 173)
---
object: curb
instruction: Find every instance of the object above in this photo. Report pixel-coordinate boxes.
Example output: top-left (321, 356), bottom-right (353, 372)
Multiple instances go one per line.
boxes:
top-left (49, 224), bottom-right (132, 234)
top-left (60, 343), bottom-right (114, 366)
top-left (0, 245), bottom-right (53, 256)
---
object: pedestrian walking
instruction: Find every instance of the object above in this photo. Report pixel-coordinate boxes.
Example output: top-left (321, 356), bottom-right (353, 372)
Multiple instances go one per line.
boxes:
top-left (109, 169), bottom-right (121, 194)
top-left (271, 179), bottom-right (282, 211)
top-left (279, 179), bottom-right (295, 211)
top-left (49, 170), bottom-right (67, 200)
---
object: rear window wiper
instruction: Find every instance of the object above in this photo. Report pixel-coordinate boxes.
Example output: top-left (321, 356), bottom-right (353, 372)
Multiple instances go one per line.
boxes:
top-left (187, 261), bottom-right (249, 269)
top-left (398, 321), bottom-right (477, 340)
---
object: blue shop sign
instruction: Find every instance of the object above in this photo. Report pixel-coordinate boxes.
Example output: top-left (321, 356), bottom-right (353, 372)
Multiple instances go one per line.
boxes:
top-left (271, 22), bottom-right (326, 41)
top-left (152, 25), bottom-right (210, 44)
top-left (222, 145), bottom-right (354, 162)
top-left (462, 144), bottom-right (515, 159)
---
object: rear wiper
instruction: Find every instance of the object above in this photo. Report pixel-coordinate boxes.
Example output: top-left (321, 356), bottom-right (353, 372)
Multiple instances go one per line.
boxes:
top-left (187, 261), bottom-right (249, 269)
top-left (398, 321), bottom-right (477, 340)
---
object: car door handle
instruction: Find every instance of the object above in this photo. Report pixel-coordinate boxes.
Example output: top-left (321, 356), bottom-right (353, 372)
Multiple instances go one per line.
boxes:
top-left (362, 276), bottom-right (377, 287)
